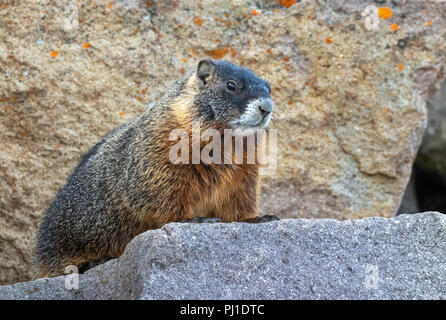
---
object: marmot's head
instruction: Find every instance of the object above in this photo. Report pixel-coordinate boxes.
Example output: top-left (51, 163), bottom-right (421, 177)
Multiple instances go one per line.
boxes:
top-left (190, 59), bottom-right (273, 131)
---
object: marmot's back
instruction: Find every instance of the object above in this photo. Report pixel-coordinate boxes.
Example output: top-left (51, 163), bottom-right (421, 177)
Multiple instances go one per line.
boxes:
top-left (34, 59), bottom-right (274, 278)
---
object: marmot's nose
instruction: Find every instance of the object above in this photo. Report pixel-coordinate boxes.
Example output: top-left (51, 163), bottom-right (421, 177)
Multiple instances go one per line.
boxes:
top-left (259, 99), bottom-right (274, 116)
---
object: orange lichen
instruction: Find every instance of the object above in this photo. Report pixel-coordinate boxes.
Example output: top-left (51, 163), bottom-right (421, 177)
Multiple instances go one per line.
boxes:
top-left (137, 96), bottom-right (143, 102)
top-left (398, 64), bottom-right (404, 71)
top-left (107, 3), bottom-right (113, 9)
top-left (5, 106), bottom-right (11, 112)
top-left (182, 58), bottom-right (187, 63)
top-left (307, 15), bottom-right (311, 19)
top-left (206, 48), bottom-right (229, 59)
top-left (242, 13), bottom-right (248, 19)
top-left (50, 50), bottom-right (58, 58)
top-left (310, 81), bottom-right (316, 89)
top-left (284, 57), bottom-right (290, 62)
top-left (119, 112), bottom-right (126, 116)
top-left (251, 9), bottom-right (259, 16)
top-left (56, 144), bottom-right (61, 149)
top-left (288, 100), bottom-right (293, 105)
top-left (194, 17), bottom-right (203, 26)
top-left (325, 37), bottom-right (332, 44)
top-left (82, 42), bottom-right (90, 49)
top-left (391, 23), bottom-right (399, 31)
top-left (180, 68), bottom-right (185, 74)
top-left (225, 13), bottom-right (230, 18)
top-left (281, 0), bottom-right (296, 8)
top-left (146, 1), bottom-right (152, 6)
top-left (266, 48), bottom-right (272, 54)
top-left (426, 20), bottom-right (431, 26)
top-left (226, 21), bottom-right (232, 27)
top-left (141, 88), bottom-right (147, 94)
top-left (378, 7), bottom-right (392, 19)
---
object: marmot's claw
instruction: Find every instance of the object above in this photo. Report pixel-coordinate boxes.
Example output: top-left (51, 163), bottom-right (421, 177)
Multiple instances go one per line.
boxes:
top-left (180, 217), bottom-right (222, 224)
top-left (244, 215), bottom-right (280, 223)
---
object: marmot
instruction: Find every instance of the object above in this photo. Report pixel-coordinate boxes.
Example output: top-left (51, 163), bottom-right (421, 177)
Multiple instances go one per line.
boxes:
top-left (34, 59), bottom-right (276, 278)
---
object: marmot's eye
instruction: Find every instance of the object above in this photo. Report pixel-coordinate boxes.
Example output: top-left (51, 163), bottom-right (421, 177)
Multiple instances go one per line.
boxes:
top-left (226, 80), bottom-right (237, 91)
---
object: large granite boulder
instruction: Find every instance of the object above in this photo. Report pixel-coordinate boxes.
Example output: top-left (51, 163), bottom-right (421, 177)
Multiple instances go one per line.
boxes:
top-left (0, 212), bottom-right (445, 300)
top-left (1, 0), bottom-right (445, 284)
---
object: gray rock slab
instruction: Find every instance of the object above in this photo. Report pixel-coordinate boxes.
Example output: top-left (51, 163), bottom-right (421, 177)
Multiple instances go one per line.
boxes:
top-left (1, 212), bottom-right (445, 300)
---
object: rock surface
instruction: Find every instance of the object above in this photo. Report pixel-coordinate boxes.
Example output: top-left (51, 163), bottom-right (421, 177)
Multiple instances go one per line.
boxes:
top-left (397, 173), bottom-right (419, 214)
top-left (416, 78), bottom-right (446, 183)
top-left (0, 212), bottom-right (445, 300)
top-left (1, 0), bottom-right (446, 285)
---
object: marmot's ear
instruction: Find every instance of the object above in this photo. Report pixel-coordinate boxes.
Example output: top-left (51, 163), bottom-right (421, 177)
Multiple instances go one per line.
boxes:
top-left (197, 60), bottom-right (214, 85)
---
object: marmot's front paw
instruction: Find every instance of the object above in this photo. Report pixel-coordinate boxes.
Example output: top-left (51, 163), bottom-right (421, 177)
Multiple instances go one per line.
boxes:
top-left (244, 215), bottom-right (280, 223)
top-left (180, 217), bottom-right (222, 224)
